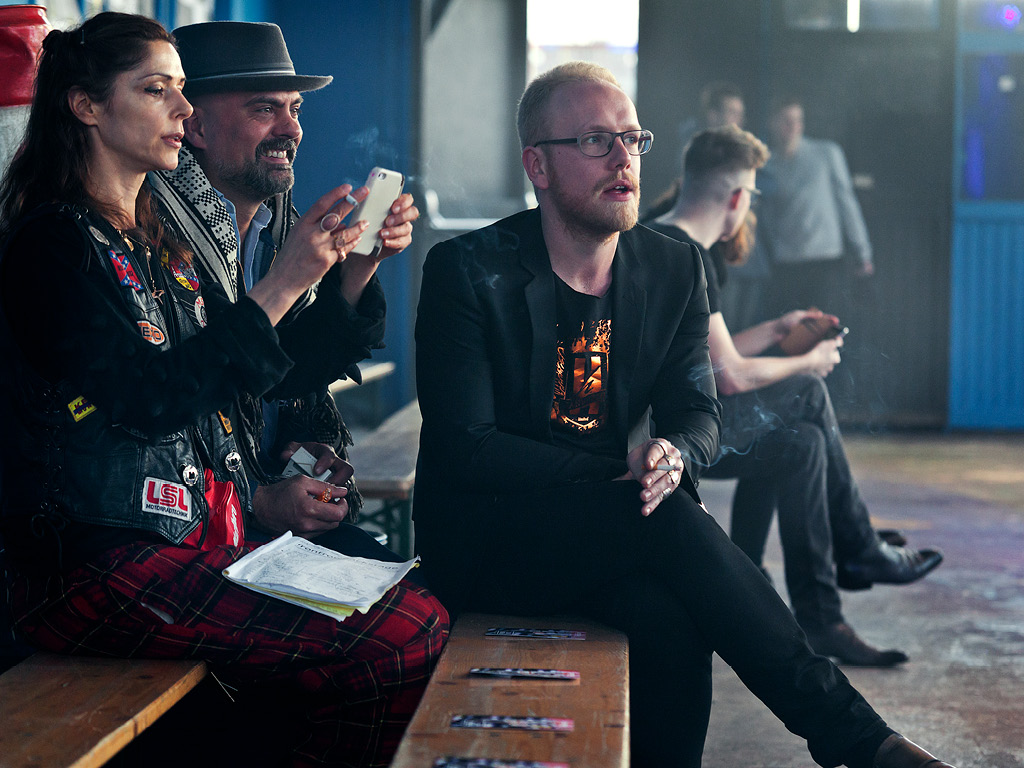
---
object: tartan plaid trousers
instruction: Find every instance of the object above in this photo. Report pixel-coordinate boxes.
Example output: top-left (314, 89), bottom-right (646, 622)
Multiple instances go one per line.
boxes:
top-left (9, 540), bottom-right (449, 767)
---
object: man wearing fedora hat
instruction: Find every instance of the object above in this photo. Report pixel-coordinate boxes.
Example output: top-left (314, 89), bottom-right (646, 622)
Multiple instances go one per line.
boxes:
top-left (151, 21), bottom-right (419, 542)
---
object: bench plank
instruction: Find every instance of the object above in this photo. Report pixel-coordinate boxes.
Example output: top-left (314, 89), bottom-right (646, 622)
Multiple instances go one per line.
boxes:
top-left (349, 400), bottom-right (421, 557)
top-left (390, 613), bottom-right (629, 768)
top-left (0, 653), bottom-right (207, 768)
top-left (328, 359), bottom-right (396, 395)
top-left (347, 399), bottom-right (421, 499)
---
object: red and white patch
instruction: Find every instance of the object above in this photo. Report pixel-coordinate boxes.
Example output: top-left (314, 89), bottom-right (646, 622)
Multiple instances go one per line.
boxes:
top-left (194, 295), bottom-right (208, 327)
top-left (137, 320), bottom-right (165, 345)
top-left (142, 477), bottom-right (193, 521)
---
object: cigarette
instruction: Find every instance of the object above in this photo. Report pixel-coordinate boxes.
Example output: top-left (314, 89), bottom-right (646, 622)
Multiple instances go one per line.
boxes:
top-left (655, 463), bottom-right (680, 471)
top-left (344, 193), bottom-right (359, 207)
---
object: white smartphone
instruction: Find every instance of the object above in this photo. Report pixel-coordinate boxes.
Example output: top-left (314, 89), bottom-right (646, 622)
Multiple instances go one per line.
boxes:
top-left (348, 167), bottom-right (405, 256)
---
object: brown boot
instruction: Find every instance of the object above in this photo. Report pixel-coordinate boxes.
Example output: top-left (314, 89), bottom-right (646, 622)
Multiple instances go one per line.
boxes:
top-left (873, 734), bottom-right (957, 768)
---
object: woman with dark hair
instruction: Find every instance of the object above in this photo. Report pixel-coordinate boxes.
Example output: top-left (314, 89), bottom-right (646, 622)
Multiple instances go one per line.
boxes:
top-left (0, 13), bottom-right (447, 767)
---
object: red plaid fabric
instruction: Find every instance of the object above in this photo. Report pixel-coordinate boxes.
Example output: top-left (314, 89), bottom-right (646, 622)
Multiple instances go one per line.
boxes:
top-left (9, 540), bottom-right (449, 768)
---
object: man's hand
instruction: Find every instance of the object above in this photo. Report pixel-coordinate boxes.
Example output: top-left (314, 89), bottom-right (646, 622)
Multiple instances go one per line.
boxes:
top-left (771, 308), bottom-right (837, 345)
top-left (624, 438), bottom-right (684, 517)
top-left (339, 192), bottom-right (421, 306)
top-left (252, 474), bottom-right (348, 537)
top-left (377, 192), bottom-right (420, 260)
top-left (805, 336), bottom-right (843, 377)
top-left (280, 441), bottom-right (354, 485)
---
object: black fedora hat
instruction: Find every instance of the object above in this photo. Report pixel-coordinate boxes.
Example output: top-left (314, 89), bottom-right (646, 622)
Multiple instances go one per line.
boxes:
top-left (174, 21), bottom-right (332, 95)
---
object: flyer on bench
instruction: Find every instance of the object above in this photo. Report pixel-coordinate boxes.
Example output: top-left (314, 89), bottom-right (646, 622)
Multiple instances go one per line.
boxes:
top-left (223, 532), bottom-right (419, 620)
top-left (450, 715), bottom-right (574, 732)
top-left (434, 759), bottom-right (570, 768)
top-left (484, 627), bottom-right (586, 640)
top-left (469, 667), bottom-right (580, 680)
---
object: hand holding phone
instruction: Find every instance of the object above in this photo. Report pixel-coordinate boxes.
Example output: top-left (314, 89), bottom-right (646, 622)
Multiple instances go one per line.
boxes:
top-left (779, 309), bottom-right (848, 356)
top-left (348, 167), bottom-right (405, 257)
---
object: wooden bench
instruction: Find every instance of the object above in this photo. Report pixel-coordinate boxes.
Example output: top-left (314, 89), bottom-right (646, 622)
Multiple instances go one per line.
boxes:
top-left (0, 652), bottom-right (206, 768)
top-left (330, 360), bottom-right (396, 426)
top-left (390, 612), bottom-right (629, 768)
top-left (328, 359), bottom-right (396, 395)
top-left (347, 399), bottom-right (421, 559)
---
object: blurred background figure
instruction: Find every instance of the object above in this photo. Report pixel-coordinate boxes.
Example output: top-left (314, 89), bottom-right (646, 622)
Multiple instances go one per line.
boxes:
top-left (701, 80), bottom-right (746, 129)
top-left (757, 96), bottom-right (874, 321)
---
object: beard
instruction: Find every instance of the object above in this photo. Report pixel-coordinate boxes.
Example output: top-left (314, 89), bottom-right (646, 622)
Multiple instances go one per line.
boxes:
top-left (548, 168), bottom-right (640, 240)
top-left (214, 137), bottom-right (297, 201)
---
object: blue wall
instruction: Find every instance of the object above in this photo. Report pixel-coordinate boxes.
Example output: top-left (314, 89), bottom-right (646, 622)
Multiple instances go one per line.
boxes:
top-left (267, 1), bottom-right (419, 413)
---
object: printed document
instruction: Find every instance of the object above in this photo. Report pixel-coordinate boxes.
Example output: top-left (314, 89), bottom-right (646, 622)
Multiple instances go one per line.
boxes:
top-left (223, 532), bottom-right (419, 621)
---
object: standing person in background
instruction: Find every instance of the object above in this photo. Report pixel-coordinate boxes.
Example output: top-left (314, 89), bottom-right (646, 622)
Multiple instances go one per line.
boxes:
top-left (759, 95), bottom-right (874, 318)
top-left (648, 126), bottom-right (943, 667)
top-left (700, 80), bottom-right (746, 130)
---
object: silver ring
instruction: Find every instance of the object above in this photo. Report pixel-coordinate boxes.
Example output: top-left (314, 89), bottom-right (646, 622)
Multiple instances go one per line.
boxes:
top-left (320, 212), bottom-right (341, 232)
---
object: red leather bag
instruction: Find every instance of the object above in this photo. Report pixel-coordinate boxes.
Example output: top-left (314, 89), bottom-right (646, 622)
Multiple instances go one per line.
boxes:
top-left (183, 469), bottom-right (245, 550)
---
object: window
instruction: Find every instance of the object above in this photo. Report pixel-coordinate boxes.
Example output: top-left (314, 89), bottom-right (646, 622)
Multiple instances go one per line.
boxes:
top-left (527, 0), bottom-right (639, 100)
top-left (784, 0), bottom-right (940, 32)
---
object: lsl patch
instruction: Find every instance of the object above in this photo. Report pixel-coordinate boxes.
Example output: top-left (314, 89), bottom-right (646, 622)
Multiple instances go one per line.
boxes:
top-left (142, 477), bottom-right (192, 521)
top-left (67, 395), bottom-right (96, 422)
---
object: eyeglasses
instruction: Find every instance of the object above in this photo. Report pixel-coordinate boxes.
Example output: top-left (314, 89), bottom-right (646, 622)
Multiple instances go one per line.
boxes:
top-left (533, 129), bottom-right (654, 157)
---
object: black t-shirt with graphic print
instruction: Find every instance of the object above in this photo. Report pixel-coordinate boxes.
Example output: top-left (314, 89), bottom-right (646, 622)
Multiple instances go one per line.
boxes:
top-left (549, 276), bottom-right (619, 459)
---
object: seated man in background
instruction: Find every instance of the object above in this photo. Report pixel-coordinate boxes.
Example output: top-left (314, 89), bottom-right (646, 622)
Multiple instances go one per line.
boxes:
top-left (647, 126), bottom-right (943, 666)
top-left (151, 21), bottom-right (420, 550)
top-left (413, 60), bottom-right (955, 768)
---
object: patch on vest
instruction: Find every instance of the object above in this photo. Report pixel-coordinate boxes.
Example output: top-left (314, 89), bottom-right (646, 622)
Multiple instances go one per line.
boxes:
top-left (194, 295), bottom-right (207, 327)
top-left (137, 320), bottom-right (165, 345)
top-left (67, 395), bottom-right (96, 422)
top-left (163, 249), bottom-right (199, 291)
top-left (108, 250), bottom-right (143, 291)
top-left (142, 477), bottom-right (193, 521)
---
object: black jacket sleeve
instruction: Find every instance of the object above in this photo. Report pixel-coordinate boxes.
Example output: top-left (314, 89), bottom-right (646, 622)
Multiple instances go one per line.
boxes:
top-left (266, 264), bottom-right (387, 397)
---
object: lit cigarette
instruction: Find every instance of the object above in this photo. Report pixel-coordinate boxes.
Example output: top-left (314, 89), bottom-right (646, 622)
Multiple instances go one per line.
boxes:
top-left (655, 463), bottom-right (680, 471)
top-left (344, 193), bottom-right (359, 207)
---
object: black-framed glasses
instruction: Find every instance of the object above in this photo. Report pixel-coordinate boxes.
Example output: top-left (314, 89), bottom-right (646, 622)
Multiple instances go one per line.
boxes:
top-left (534, 129), bottom-right (654, 157)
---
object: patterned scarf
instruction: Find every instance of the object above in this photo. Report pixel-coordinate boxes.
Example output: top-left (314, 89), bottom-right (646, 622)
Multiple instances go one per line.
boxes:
top-left (149, 146), bottom-right (241, 300)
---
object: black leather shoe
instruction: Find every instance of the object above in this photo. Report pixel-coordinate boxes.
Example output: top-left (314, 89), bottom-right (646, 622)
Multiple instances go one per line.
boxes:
top-left (840, 542), bottom-right (943, 586)
top-left (873, 734), bottom-right (957, 767)
top-left (804, 622), bottom-right (908, 667)
top-left (878, 528), bottom-right (908, 547)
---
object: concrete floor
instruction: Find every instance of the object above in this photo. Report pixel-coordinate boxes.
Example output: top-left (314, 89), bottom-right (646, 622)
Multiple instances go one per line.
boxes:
top-left (698, 432), bottom-right (1024, 768)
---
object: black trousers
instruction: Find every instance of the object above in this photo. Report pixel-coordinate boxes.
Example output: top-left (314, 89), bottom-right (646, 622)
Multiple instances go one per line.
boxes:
top-left (705, 374), bottom-right (878, 630)
top-left (417, 479), bottom-right (892, 768)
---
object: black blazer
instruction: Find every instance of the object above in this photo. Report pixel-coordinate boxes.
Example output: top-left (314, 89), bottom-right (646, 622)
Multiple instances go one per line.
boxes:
top-left (414, 208), bottom-right (721, 527)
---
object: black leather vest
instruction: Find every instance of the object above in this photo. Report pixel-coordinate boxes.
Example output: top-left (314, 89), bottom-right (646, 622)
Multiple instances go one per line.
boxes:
top-left (0, 205), bottom-right (254, 552)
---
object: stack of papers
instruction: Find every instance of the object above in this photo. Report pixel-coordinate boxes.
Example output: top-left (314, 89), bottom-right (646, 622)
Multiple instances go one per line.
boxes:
top-left (223, 532), bottom-right (419, 621)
